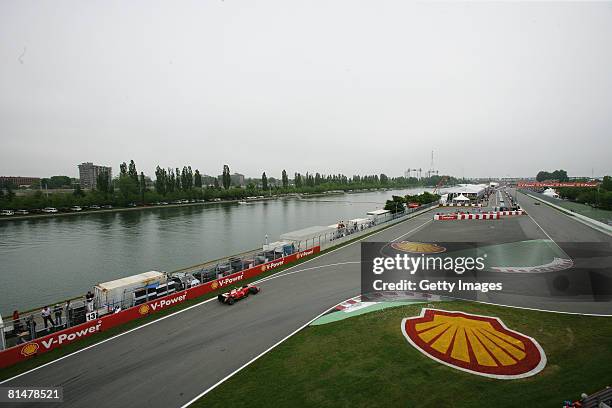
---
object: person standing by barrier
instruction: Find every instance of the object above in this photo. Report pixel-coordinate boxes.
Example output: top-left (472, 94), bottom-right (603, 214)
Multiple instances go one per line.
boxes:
top-left (41, 306), bottom-right (54, 330)
top-left (53, 304), bottom-right (63, 327)
top-left (26, 314), bottom-right (36, 340)
top-left (85, 291), bottom-right (94, 312)
top-left (12, 310), bottom-right (22, 335)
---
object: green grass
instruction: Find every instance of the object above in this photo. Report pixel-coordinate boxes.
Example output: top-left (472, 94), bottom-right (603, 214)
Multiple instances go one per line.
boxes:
top-left (196, 301), bottom-right (612, 408)
top-left (0, 211), bottom-right (423, 381)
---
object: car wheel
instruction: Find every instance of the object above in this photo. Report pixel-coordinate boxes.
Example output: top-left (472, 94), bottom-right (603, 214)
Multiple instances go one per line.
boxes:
top-left (227, 298), bottom-right (235, 305)
top-left (250, 287), bottom-right (259, 294)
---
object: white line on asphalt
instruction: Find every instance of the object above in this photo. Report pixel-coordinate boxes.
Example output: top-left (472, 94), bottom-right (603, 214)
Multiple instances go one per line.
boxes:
top-left (525, 210), bottom-right (572, 259)
top-left (178, 299), bottom-right (345, 408)
top-left (253, 261), bottom-right (361, 285)
top-left (1, 208), bottom-right (435, 386)
top-left (391, 219), bottom-right (432, 242)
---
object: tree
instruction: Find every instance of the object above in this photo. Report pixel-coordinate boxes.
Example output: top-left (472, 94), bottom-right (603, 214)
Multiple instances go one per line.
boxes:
top-left (139, 172), bottom-right (146, 202)
top-left (282, 169), bottom-right (288, 189)
top-left (214, 178), bottom-right (220, 189)
top-left (175, 167), bottom-right (181, 191)
top-left (73, 184), bottom-right (84, 197)
top-left (222, 165), bottom-right (231, 190)
top-left (384, 195), bottom-right (405, 213)
top-left (120, 162), bottom-right (128, 177)
top-left (96, 170), bottom-right (110, 197)
top-left (128, 160), bottom-right (138, 184)
top-left (602, 176), bottom-right (612, 191)
top-left (194, 169), bottom-right (202, 188)
top-left (155, 166), bottom-right (167, 196)
top-left (262, 172), bottom-right (268, 191)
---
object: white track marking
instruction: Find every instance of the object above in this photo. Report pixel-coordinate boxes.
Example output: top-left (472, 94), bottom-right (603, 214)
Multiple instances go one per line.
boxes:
top-left (1, 209), bottom-right (435, 385)
top-left (391, 219), bottom-right (432, 241)
top-left (179, 299), bottom-right (347, 408)
top-left (254, 261), bottom-right (361, 284)
top-left (525, 211), bottom-right (571, 259)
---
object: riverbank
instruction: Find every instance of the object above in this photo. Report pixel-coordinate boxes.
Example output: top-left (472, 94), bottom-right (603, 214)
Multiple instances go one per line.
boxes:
top-left (0, 188), bottom-right (382, 223)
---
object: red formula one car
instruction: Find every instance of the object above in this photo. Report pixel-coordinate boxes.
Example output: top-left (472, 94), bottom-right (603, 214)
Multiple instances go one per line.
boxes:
top-left (217, 284), bottom-right (260, 305)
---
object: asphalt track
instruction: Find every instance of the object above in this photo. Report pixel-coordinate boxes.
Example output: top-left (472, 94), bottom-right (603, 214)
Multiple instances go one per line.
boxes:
top-left (2, 191), bottom-right (611, 408)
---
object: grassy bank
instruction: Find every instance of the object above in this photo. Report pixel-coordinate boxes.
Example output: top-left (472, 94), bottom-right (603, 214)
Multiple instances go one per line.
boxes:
top-left (197, 301), bottom-right (612, 408)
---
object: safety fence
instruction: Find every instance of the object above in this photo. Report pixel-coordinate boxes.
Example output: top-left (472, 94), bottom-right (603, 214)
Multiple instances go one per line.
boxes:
top-left (0, 246), bottom-right (320, 369)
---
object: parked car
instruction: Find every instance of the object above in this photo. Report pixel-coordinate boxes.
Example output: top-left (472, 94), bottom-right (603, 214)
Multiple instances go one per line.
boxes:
top-left (42, 207), bottom-right (58, 213)
top-left (1, 209), bottom-right (15, 216)
top-left (180, 199), bottom-right (189, 204)
top-left (15, 209), bottom-right (29, 215)
top-left (102, 205), bottom-right (113, 209)
top-left (89, 205), bottom-right (101, 210)
top-left (70, 206), bottom-right (83, 212)
top-left (128, 202), bottom-right (137, 207)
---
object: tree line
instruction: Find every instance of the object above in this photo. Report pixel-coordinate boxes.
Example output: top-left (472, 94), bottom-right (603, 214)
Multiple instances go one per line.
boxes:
top-left (557, 176), bottom-right (612, 211)
top-left (0, 160), bottom-right (456, 210)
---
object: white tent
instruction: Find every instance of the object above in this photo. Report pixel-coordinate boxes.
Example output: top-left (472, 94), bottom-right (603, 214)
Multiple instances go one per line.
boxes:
top-left (453, 194), bottom-right (470, 202)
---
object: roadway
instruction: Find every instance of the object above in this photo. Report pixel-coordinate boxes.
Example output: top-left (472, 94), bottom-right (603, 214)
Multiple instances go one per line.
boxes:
top-left (2, 192), bottom-right (611, 408)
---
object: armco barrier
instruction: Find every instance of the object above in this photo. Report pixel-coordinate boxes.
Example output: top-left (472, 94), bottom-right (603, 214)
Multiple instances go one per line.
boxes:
top-left (0, 246), bottom-right (320, 369)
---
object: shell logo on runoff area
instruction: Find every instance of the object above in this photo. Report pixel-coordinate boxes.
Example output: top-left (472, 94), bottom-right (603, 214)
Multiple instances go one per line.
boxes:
top-left (391, 241), bottom-right (446, 254)
top-left (211, 281), bottom-right (219, 290)
top-left (20, 342), bottom-right (39, 357)
top-left (138, 304), bottom-right (150, 315)
top-left (401, 309), bottom-right (546, 379)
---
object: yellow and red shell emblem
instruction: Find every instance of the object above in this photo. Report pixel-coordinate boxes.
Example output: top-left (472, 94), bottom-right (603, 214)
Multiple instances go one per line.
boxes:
top-left (20, 342), bottom-right (39, 357)
top-left (260, 265), bottom-right (267, 272)
top-left (402, 309), bottom-right (546, 379)
top-left (211, 281), bottom-right (219, 290)
top-left (391, 241), bottom-right (446, 254)
top-left (138, 304), bottom-right (150, 315)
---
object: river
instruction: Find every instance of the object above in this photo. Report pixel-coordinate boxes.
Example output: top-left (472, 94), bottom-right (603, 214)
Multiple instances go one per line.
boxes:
top-left (0, 188), bottom-right (430, 315)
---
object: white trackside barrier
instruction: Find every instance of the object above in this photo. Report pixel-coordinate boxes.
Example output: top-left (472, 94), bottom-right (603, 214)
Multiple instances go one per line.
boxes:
top-left (433, 213), bottom-right (499, 221)
top-left (457, 213), bottom-right (499, 220)
top-left (439, 203), bottom-right (483, 207)
top-left (496, 210), bottom-right (526, 216)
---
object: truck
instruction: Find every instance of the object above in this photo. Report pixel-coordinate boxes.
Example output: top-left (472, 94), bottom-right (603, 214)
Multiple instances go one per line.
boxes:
top-left (94, 271), bottom-right (167, 310)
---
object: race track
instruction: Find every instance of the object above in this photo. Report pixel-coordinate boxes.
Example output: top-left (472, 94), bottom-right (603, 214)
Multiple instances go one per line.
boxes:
top-left (2, 191), bottom-right (611, 408)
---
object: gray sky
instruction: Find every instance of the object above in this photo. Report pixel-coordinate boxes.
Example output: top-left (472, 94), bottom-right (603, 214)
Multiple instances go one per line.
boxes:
top-left (1, 1), bottom-right (611, 180)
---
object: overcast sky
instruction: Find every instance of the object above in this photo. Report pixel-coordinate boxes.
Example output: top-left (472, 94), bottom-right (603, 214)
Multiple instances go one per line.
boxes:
top-left (1, 1), bottom-right (611, 180)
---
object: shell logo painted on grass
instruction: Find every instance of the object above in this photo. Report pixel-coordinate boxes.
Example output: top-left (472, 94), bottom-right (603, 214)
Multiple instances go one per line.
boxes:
top-left (20, 342), bottom-right (39, 357)
top-left (391, 241), bottom-right (446, 254)
top-left (401, 308), bottom-right (546, 379)
top-left (138, 304), bottom-right (150, 315)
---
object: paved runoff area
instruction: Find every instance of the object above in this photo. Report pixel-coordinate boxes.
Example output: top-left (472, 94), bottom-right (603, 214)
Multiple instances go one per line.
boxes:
top-left (1, 189), bottom-right (611, 408)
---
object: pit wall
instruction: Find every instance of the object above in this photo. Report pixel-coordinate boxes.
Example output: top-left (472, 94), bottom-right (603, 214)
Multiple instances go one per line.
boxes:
top-left (0, 246), bottom-right (320, 369)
